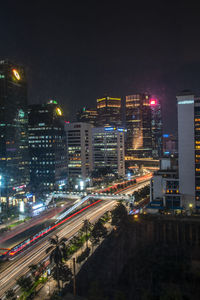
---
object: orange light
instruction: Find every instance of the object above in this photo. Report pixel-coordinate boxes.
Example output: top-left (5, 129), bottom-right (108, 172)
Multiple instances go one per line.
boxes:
top-left (12, 69), bottom-right (20, 80)
top-left (56, 107), bottom-right (62, 116)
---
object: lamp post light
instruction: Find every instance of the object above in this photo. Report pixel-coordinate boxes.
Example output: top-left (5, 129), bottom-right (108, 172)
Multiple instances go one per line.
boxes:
top-left (189, 203), bottom-right (193, 215)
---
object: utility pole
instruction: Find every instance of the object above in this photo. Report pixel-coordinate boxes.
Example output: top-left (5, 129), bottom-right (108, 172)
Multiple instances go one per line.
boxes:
top-left (73, 257), bottom-right (76, 297)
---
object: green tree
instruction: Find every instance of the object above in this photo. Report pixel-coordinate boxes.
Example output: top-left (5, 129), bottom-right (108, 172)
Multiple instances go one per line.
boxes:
top-left (82, 219), bottom-right (92, 248)
top-left (46, 235), bottom-right (68, 290)
top-left (16, 275), bottom-right (33, 292)
top-left (111, 202), bottom-right (128, 229)
top-left (51, 263), bottom-right (72, 289)
top-left (90, 220), bottom-right (107, 246)
top-left (5, 289), bottom-right (16, 300)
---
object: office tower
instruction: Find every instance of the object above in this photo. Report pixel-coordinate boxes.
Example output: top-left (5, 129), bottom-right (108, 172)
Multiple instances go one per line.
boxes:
top-left (76, 107), bottom-right (97, 126)
top-left (150, 98), bottom-right (163, 158)
top-left (0, 60), bottom-right (29, 209)
top-left (96, 96), bottom-right (122, 127)
top-left (176, 91), bottom-right (198, 209)
top-left (28, 100), bottom-right (67, 194)
top-left (92, 127), bottom-right (125, 177)
top-left (65, 123), bottom-right (93, 180)
top-left (125, 94), bottom-right (152, 158)
top-left (163, 134), bottom-right (177, 156)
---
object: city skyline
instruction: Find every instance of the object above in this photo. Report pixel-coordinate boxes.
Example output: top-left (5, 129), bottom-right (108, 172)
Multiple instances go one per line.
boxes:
top-left (1, 3), bottom-right (200, 134)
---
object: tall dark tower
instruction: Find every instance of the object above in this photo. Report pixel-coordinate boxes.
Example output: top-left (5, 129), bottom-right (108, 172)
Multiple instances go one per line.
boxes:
top-left (125, 94), bottom-right (152, 158)
top-left (28, 100), bottom-right (67, 196)
top-left (0, 60), bottom-right (29, 211)
top-left (150, 97), bottom-right (163, 158)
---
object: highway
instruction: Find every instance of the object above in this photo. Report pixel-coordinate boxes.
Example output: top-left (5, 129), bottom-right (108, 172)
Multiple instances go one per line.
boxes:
top-left (0, 177), bottom-right (150, 298)
top-left (0, 199), bottom-right (116, 298)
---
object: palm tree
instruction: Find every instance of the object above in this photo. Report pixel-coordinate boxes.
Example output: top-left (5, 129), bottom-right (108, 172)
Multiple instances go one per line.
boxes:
top-left (89, 219), bottom-right (107, 247)
top-left (46, 235), bottom-right (67, 291)
top-left (82, 219), bottom-right (92, 248)
top-left (111, 202), bottom-right (128, 229)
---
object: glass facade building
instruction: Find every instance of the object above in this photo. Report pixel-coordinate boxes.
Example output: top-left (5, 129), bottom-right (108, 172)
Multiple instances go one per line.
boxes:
top-left (92, 127), bottom-right (125, 177)
top-left (28, 100), bottom-right (67, 194)
top-left (125, 94), bottom-right (162, 159)
top-left (125, 94), bottom-right (152, 158)
top-left (0, 60), bottom-right (29, 209)
top-left (65, 122), bottom-right (93, 180)
top-left (150, 98), bottom-right (163, 158)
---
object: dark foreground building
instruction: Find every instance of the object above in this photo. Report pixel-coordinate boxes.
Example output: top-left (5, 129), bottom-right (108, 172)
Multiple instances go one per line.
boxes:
top-left (28, 100), bottom-right (67, 195)
top-left (0, 60), bottom-right (29, 211)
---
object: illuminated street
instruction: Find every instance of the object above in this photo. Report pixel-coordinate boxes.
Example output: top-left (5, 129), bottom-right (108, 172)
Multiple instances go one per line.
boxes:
top-left (0, 177), bottom-right (150, 298)
top-left (0, 199), bottom-right (116, 298)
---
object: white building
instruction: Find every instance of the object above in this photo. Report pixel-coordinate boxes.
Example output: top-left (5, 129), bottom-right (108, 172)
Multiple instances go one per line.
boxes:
top-left (92, 127), bottom-right (125, 177)
top-left (177, 91), bottom-right (195, 207)
top-left (148, 157), bottom-right (181, 213)
top-left (65, 123), bottom-right (93, 180)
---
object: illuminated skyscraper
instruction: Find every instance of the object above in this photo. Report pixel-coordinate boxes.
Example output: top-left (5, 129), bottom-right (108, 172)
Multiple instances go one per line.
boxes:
top-left (150, 98), bottom-right (163, 158)
top-left (0, 60), bottom-right (29, 209)
top-left (96, 96), bottom-right (122, 127)
top-left (28, 100), bottom-right (67, 194)
top-left (125, 94), bottom-right (152, 158)
top-left (65, 122), bottom-right (93, 180)
top-left (176, 90), bottom-right (200, 210)
top-left (92, 127), bottom-right (125, 176)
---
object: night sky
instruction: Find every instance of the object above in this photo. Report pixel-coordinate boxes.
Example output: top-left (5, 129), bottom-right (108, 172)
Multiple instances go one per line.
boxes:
top-left (1, 2), bottom-right (200, 133)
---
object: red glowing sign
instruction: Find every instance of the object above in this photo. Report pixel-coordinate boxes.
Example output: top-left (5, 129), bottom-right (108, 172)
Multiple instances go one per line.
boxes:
top-left (150, 99), bottom-right (157, 106)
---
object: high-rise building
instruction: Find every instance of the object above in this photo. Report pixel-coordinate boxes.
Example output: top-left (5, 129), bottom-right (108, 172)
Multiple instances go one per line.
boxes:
top-left (28, 100), bottom-right (67, 194)
top-left (150, 98), bottom-right (163, 158)
top-left (0, 60), bottom-right (29, 209)
top-left (76, 107), bottom-right (97, 126)
top-left (176, 91), bottom-right (198, 209)
top-left (92, 127), bottom-right (125, 177)
top-left (96, 96), bottom-right (122, 127)
top-left (65, 122), bottom-right (93, 180)
top-left (125, 94), bottom-right (152, 158)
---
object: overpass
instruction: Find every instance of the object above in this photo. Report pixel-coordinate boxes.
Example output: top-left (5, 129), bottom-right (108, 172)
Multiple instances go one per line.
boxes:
top-left (125, 156), bottom-right (159, 169)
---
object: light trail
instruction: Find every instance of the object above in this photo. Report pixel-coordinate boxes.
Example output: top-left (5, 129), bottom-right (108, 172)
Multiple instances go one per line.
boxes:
top-left (0, 200), bottom-right (116, 298)
top-left (0, 177), bottom-right (150, 298)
